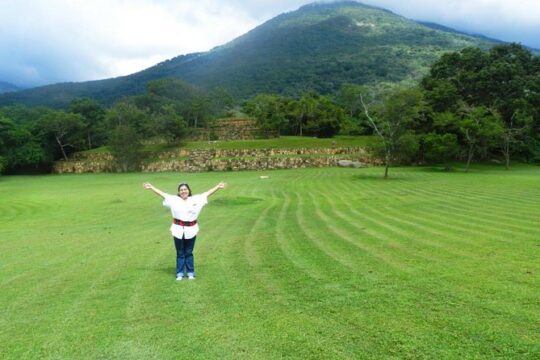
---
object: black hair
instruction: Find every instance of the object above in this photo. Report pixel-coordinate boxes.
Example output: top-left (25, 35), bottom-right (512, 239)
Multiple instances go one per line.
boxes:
top-left (177, 183), bottom-right (192, 196)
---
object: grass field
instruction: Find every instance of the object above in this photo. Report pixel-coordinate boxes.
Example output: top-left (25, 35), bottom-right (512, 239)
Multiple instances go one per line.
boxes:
top-left (1, 165), bottom-right (539, 359)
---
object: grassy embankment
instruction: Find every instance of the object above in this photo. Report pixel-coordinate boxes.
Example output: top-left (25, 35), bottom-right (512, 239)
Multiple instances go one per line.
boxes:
top-left (81, 135), bottom-right (374, 154)
top-left (1, 165), bottom-right (539, 359)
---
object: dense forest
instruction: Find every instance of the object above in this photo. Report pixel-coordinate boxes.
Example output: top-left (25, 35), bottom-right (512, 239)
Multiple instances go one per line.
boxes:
top-left (1, 44), bottom-right (539, 175)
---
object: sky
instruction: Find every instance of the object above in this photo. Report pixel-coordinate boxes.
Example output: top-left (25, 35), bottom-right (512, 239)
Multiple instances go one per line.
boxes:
top-left (1, 0), bottom-right (539, 88)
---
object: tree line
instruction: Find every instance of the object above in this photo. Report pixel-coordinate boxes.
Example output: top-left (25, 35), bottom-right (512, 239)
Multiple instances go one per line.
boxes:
top-left (0, 79), bottom-right (234, 173)
top-left (243, 43), bottom-right (540, 177)
top-left (1, 43), bottom-right (538, 175)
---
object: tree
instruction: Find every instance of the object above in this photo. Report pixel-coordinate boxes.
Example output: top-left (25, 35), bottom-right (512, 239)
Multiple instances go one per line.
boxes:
top-left (360, 87), bottom-right (424, 178)
top-left (152, 104), bottom-right (188, 142)
top-left (39, 110), bottom-right (84, 161)
top-left (457, 105), bottom-right (503, 172)
top-left (105, 100), bottom-right (151, 137)
top-left (1, 116), bottom-right (49, 172)
top-left (184, 95), bottom-right (211, 129)
top-left (335, 84), bottom-right (367, 135)
top-left (208, 87), bottom-right (235, 117)
top-left (423, 133), bottom-right (460, 170)
top-left (108, 125), bottom-right (143, 172)
top-left (69, 98), bottom-right (106, 149)
top-left (304, 95), bottom-right (344, 138)
top-left (243, 94), bottom-right (288, 137)
top-left (337, 83), bottom-right (364, 118)
top-left (290, 91), bottom-right (318, 136)
top-left (498, 102), bottom-right (533, 169)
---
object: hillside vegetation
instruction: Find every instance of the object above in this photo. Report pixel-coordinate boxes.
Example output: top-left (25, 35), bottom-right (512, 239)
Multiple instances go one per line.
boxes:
top-left (0, 1), bottom-right (497, 108)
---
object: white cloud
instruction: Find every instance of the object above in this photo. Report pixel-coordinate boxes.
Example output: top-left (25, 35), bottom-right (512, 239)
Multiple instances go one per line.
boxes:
top-left (361, 0), bottom-right (540, 43)
top-left (0, 0), bottom-right (258, 86)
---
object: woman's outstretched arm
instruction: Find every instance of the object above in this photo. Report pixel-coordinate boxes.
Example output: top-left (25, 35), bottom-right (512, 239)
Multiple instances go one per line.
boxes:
top-left (205, 182), bottom-right (226, 198)
top-left (143, 182), bottom-right (167, 199)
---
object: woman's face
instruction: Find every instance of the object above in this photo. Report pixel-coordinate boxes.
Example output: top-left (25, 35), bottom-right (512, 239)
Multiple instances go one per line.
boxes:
top-left (178, 185), bottom-right (190, 199)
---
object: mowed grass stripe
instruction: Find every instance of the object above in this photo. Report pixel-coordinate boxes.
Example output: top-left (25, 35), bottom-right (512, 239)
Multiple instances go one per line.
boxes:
top-left (224, 187), bottom-right (379, 357)
top-left (293, 183), bottom-right (380, 273)
top-left (274, 187), bottom-right (332, 280)
top-left (320, 183), bottom-right (477, 264)
top-left (360, 180), bottom-right (525, 249)
top-left (306, 187), bottom-right (427, 271)
top-left (334, 169), bottom-right (540, 356)
top-left (406, 184), bottom-right (540, 237)
top-left (316, 172), bottom-right (456, 263)
top-left (329, 179), bottom-right (493, 254)
top-left (190, 182), bottom-right (359, 358)
top-left (402, 170), bottom-right (540, 221)
top-left (334, 171), bottom-right (540, 326)
top-left (344, 171), bottom-right (539, 265)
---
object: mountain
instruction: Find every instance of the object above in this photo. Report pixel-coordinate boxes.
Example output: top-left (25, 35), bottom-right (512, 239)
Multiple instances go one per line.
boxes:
top-left (0, 1), bottom-right (500, 108)
top-left (0, 81), bottom-right (20, 94)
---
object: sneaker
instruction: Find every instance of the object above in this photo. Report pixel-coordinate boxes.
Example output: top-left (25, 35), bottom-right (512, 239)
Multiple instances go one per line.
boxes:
top-left (176, 274), bottom-right (184, 281)
top-left (188, 274), bottom-right (195, 280)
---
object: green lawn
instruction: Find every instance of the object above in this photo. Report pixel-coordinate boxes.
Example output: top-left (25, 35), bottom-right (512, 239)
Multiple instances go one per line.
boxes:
top-left (1, 165), bottom-right (539, 359)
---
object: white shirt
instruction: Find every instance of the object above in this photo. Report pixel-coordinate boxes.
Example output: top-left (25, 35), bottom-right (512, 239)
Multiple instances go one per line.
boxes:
top-left (163, 193), bottom-right (208, 239)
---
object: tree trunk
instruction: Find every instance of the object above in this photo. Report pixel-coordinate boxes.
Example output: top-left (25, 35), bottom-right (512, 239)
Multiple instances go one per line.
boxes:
top-left (384, 150), bottom-right (391, 179)
top-left (465, 145), bottom-right (474, 172)
top-left (56, 136), bottom-right (68, 161)
top-left (87, 132), bottom-right (92, 150)
top-left (503, 138), bottom-right (510, 170)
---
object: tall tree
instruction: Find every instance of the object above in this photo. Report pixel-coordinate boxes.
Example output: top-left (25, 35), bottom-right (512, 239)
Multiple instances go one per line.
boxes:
top-left (304, 95), bottom-right (344, 138)
top-left (457, 105), bottom-right (503, 172)
top-left (243, 94), bottom-right (288, 137)
top-left (291, 91), bottom-right (318, 136)
top-left (184, 95), bottom-right (211, 129)
top-left (337, 83), bottom-right (365, 118)
top-left (105, 100), bottom-right (151, 137)
top-left (69, 98), bottom-right (106, 149)
top-left (423, 133), bottom-right (460, 170)
top-left (152, 104), bottom-right (188, 142)
top-left (360, 87), bottom-right (424, 178)
top-left (39, 110), bottom-right (84, 161)
top-left (498, 105), bottom-right (532, 170)
top-left (108, 125), bottom-right (143, 172)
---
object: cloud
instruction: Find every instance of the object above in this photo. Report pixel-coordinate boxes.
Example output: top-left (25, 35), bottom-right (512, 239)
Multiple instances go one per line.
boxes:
top-left (360, 0), bottom-right (540, 45)
top-left (0, 0), bottom-right (538, 88)
top-left (0, 0), bottom-right (258, 87)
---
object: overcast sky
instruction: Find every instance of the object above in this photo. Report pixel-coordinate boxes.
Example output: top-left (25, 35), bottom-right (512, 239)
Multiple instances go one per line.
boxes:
top-left (1, 0), bottom-right (539, 88)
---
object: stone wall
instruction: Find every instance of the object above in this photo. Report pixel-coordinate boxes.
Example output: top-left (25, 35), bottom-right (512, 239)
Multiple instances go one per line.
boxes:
top-left (53, 147), bottom-right (378, 173)
top-left (188, 118), bottom-right (278, 141)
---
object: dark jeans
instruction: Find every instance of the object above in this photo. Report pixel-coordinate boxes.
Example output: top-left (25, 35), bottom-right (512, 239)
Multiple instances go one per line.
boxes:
top-left (173, 236), bottom-right (196, 276)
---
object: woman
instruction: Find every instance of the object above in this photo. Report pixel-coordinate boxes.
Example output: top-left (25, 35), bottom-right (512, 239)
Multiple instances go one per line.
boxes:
top-left (143, 181), bottom-right (226, 280)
